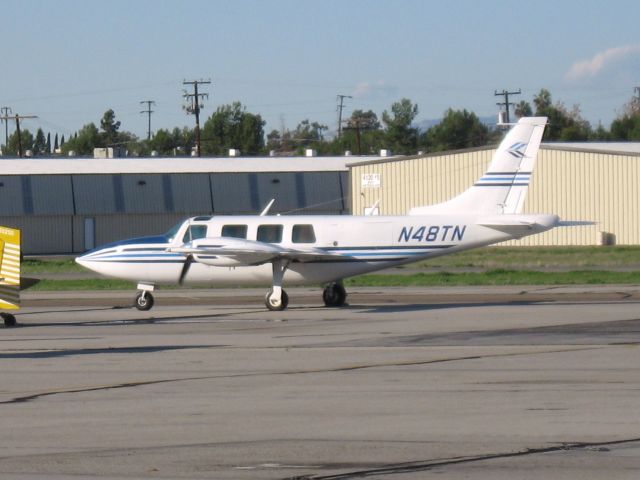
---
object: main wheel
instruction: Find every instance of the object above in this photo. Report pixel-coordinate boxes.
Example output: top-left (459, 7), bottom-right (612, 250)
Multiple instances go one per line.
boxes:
top-left (323, 282), bottom-right (347, 307)
top-left (265, 288), bottom-right (289, 311)
top-left (134, 291), bottom-right (155, 311)
top-left (1, 313), bottom-right (16, 327)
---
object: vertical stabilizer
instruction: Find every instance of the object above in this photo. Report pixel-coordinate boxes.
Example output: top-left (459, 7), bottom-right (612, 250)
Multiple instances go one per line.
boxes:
top-left (0, 226), bottom-right (20, 310)
top-left (409, 117), bottom-right (547, 215)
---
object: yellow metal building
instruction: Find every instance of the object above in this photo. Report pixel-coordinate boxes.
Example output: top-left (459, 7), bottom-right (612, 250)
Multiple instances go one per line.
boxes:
top-left (349, 145), bottom-right (640, 246)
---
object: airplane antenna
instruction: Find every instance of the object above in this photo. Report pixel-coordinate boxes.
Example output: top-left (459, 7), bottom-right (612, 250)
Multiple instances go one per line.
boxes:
top-left (260, 199), bottom-right (276, 216)
top-left (366, 199), bottom-right (380, 215)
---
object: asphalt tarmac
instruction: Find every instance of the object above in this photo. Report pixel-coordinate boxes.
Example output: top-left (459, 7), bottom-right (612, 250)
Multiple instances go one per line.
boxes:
top-left (1, 285), bottom-right (640, 479)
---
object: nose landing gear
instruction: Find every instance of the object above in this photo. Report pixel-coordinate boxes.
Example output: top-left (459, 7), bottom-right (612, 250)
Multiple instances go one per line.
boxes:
top-left (134, 290), bottom-right (155, 311)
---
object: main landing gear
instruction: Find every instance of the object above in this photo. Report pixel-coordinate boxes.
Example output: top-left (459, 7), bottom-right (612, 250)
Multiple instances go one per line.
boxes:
top-left (322, 282), bottom-right (347, 307)
top-left (263, 257), bottom-right (348, 311)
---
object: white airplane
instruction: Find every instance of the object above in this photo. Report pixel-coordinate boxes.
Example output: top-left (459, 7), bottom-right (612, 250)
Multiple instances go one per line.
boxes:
top-left (76, 117), bottom-right (558, 311)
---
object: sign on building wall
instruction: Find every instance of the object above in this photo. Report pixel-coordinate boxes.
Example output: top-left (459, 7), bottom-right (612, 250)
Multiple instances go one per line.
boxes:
top-left (361, 173), bottom-right (381, 188)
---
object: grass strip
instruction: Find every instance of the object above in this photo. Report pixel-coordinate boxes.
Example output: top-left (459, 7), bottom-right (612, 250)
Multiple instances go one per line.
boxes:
top-left (24, 269), bottom-right (640, 291)
top-left (345, 269), bottom-right (640, 287)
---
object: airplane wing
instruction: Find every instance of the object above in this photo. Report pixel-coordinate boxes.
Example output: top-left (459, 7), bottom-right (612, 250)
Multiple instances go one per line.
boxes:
top-left (168, 237), bottom-right (342, 267)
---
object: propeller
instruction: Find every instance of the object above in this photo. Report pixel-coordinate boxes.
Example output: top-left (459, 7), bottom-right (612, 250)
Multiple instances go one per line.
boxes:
top-left (178, 253), bottom-right (195, 285)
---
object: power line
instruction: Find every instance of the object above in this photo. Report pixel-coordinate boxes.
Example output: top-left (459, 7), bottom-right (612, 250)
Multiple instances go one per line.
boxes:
top-left (139, 100), bottom-right (155, 141)
top-left (336, 94), bottom-right (352, 139)
top-left (0, 113), bottom-right (38, 157)
top-left (183, 79), bottom-right (211, 157)
top-left (0, 106), bottom-right (11, 151)
top-left (494, 88), bottom-right (521, 124)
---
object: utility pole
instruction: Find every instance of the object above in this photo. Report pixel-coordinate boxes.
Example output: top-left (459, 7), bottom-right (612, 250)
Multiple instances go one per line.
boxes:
top-left (0, 106), bottom-right (11, 152)
top-left (139, 100), bottom-right (155, 141)
top-left (342, 117), bottom-right (372, 156)
top-left (0, 113), bottom-right (37, 157)
top-left (336, 94), bottom-right (352, 139)
top-left (183, 79), bottom-right (211, 157)
top-left (494, 89), bottom-right (521, 124)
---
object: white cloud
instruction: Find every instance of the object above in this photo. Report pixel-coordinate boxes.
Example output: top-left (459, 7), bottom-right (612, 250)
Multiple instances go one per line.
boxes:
top-left (352, 80), bottom-right (397, 99)
top-left (565, 44), bottom-right (640, 81)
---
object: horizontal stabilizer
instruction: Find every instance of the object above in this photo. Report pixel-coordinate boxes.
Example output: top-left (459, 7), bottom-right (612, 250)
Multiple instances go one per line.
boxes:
top-left (557, 220), bottom-right (597, 227)
top-left (478, 214), bottom-right (559, 238)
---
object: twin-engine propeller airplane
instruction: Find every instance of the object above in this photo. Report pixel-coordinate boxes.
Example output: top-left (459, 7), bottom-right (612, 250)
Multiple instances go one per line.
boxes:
top-left (77, 117), bottom-right (558, 311)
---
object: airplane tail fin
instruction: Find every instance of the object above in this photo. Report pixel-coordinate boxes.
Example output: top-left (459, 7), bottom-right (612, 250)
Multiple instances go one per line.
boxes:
top-left (409, 116), bottom-right (547, 216)
top-left (0, 226), bottom-right (20, 310)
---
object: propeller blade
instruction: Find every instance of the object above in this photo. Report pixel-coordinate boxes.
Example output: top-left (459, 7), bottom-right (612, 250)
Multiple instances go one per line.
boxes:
top-left (178, 254), bottom-right (194, 285)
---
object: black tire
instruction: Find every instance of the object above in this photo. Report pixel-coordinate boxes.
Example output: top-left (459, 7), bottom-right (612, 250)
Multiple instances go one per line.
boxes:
top-left (1, 313), bottom-right (17, 327)
top-left (134, 291), bottom-right (154, 311)
top-left (265, 288), bottom-right (289, 311)
top-left (323, 283), bottom-right (347, 307)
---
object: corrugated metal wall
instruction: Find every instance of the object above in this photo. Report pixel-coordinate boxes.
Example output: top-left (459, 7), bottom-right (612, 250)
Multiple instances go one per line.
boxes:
top-left (0, 171), bottom-right (349, 254)
top-left (350, 147), bottom-right (640, 246)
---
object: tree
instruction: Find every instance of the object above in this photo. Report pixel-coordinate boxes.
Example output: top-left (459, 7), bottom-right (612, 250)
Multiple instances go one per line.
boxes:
top-left (382, 98), bottom-right (419, 154)
top-left (514, 101), bottom-right (532, 119)
top-left (4, 129), bottom-right (34, 156)
top-left (46, 132), bottom-right (51, 154)
top-left (421, 109), bottom-right (489, 152)
top-left (610, 114), bottom-right (640, 140)
top-left (333, 109), bottom-right (384, 155)
top-left (201, 102), bottom-right (265, 155)
top-left (61, 123), bottom-right (100, 155)
top-left (609, 95), bottom-right (640, 140)
top-left (532, 89), bottom-right (591, 140)
top-left (33, 128), bottom-right (47, 156)
top-left (290, 119), bottom-right (328, 154)
top-left (100, 109), bottom-right (121, 145)
top-left (149, 127), bottom-right (194, 155)
top-left (53, 133), bottom-right (59, 153)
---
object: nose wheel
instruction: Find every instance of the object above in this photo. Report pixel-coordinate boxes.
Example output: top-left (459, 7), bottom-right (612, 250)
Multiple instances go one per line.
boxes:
top-left (134, 291), bottom-right (155, 311)
top-left (323, 282), bottom-right (347, 307)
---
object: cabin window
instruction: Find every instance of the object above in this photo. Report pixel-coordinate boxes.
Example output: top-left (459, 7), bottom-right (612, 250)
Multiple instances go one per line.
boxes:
top-left (257, 224), bottom-right (283, 243)
top-left (292, 224), bottom-right (316, 243)
top-left (221, 224), bottom-right (248, 239)
top-left (182, 225), bottom-right (208, 243)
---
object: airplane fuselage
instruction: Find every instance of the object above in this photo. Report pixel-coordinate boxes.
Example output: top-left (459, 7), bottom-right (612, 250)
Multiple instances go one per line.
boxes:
top-left (77, 213), bottom-right (557, 287)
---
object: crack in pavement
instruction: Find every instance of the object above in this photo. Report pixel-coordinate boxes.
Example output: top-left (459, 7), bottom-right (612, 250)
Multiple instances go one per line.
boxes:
top-left (0, 346), bottom-right (601, 405)
top-left (284, 437), bottom-right (640, 479)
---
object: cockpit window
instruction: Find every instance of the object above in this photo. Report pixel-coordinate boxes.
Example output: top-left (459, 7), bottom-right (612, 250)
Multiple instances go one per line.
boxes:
top-left (222, 225), bottom-right (248, 239)
top-left (182, 225), bottom-right (208, 243)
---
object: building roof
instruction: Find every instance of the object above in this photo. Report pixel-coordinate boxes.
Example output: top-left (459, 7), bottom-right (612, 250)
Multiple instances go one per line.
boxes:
top-left (543, 142), bottom-right (640, 154)
top-left (0, 155), bottom-right (382, 175)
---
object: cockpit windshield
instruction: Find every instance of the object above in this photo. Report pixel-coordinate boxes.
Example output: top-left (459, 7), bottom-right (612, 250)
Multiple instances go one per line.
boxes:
top-left (164, 221), bottom-right (186, 242)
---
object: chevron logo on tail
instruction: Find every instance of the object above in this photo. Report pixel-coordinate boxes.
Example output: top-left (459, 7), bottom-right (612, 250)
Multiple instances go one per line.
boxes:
top-left (508, 142), bottom-right (527, 158)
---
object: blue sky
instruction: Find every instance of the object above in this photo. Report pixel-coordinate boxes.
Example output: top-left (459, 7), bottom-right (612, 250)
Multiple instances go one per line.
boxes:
top-left (2, 0), bottom-right (640, 140)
